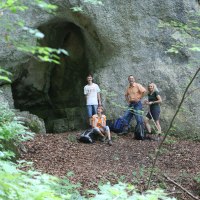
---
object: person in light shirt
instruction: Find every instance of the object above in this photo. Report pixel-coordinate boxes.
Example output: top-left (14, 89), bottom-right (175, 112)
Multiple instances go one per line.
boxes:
top-left (84, 74), bottom-right (101, 126)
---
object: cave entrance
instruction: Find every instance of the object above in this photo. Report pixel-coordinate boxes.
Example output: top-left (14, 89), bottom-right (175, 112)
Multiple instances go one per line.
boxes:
top-left (12, 21), bottom-right (90, 132)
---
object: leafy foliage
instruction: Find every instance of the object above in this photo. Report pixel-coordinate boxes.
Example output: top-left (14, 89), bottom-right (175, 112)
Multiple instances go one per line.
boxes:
top-left (17, 45), bottom-right (68, 64)
top-left (0, 0), bottom-right (28, 13)
top-left (0, 103), bottom-right (33, 160)
top-left (88, 182), bottom-right (175, 200)
top-left (0, 68), bottom-right (12, 83)
top-left (159, 12), bottom-right (200, 57)
top-left (71, 0), bottom-right (102, 12)
top-left (0, 0), bottom-right (67, 64)
top-left (0, 104), bottom-right (34, 143)
top-left (0, 160), bottom-right (81, 200)
top-left (33, 0), bottom-right (57, 13)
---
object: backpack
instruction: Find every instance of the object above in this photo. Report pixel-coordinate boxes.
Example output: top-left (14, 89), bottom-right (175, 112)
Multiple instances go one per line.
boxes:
top-left (79, 129), bottom-right (96, 143)
top-left (110, 117), bottom-right (128, 133)
top-left (134, 123), bottom-right (146, 140)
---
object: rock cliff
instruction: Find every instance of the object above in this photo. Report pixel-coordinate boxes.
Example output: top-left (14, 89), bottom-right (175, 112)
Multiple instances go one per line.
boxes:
top-left (0, 0), bottom-right (199, 135)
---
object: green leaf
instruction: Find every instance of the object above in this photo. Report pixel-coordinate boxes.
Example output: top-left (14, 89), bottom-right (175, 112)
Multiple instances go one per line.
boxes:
top-left (60, 49), bottom-right (69, 56)
top-left (70, 6), bottom-right (84, 12)
top-left (0, 75), bottom-right (11, 83)
top-left (84, 0), bottom-right (103, 5)
top-left (35, 32), bottom-right (44, 38)
top-left (189, 47), bottom-right (200, 52)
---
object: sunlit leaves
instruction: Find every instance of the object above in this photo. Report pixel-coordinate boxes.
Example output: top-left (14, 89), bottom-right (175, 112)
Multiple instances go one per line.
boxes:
top-left (0, 75), bottom-right (11, 83)
top-left (71, 6), bottom-right (84, 12)
top-left (0, 68), bottom-right (12, 83)
top-left (71, 0), bottom-right (103, 12)
top-left (0, 160), bottom-right (77, 200)
top-left (33, 0), bottom-right (57, 13)
top-left (22, 27), bottom-right (44, 39)
top-left (166, 47), bottom-right (180, 54)
top-left (17, 46), bottom-right (69, 64)
top-left (159, 13), bottom-right (200, 56)
top-left (189, 46), bottom-right (200, 52)
top-left (0, 104), bottom-right (34, 156)
top-left (0, 0), bottom-right (28, 13)
top-left (0, 151), bottom-right (15, 160)
top-left (84, 0), bottom-right (103, 5)
top-left (88, 182), bottom-right (175, 200)
top-left (0, 0), bottom-right (60, 64)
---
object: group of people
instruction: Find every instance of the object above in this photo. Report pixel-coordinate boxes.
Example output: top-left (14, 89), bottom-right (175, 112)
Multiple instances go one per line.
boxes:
top-left (83, 74), bottom-right (162, 146)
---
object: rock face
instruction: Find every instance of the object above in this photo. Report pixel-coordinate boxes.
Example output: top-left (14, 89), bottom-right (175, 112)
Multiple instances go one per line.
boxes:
top-left (0, 0), bottom-right (200, 135)
top-left (0, 85), bottom-right (45, 133)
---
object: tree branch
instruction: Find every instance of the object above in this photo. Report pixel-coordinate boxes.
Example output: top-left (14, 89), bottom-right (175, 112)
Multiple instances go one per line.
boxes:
top-left (164, 174), bottom-right (199, 200)
top-left (146, 67), bottom-right (200, 189)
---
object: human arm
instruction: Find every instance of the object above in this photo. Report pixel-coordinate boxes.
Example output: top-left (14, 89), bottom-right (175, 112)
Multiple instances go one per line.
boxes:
top-left (97, 115), bottom-right (106, 127)
top-left (97, 92), bottom-right (101, 106)
top-left (125, 88), bottom-right (130, 103)
top-left (91, 116), bottom-right (97, 128)
top-left (138, 84), bottom-right (147, 98)
top-left (84, 86), bottom-right (88, 102)
top-left (125, 94), bottom-right (129, 104)
top-left (96, 84), bottom-right (101, 106)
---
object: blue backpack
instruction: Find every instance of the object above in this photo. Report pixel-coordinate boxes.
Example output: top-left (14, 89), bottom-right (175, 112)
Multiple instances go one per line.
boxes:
top-left (110, 117), bottom-right (128, 133)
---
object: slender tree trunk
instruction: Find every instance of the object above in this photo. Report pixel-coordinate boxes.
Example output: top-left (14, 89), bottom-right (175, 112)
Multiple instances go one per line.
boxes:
top-left (147, 67), bottom-right (200, 189)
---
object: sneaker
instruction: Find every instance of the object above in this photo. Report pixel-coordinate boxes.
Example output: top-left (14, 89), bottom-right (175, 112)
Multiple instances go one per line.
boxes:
top-left (108, 140), bottom-right (113, 146)
top-left (145, 136), bottom-right (157, 141)
top-left (145, 136), bottom-right (152, 140)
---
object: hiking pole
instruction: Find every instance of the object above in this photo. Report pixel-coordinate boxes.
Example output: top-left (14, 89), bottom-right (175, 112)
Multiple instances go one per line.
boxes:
top-left (147, 109), bottom-right (163, 141)
top-left (148, 111), bottom-right (159, 132)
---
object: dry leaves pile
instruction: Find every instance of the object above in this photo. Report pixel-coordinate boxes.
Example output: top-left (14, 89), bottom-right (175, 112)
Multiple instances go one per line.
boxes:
top-left (20, 132), bottom-right (200, 199)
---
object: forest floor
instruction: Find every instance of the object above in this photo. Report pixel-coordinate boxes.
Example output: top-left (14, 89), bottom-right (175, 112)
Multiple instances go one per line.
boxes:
top-left (20, 131), bottom-right (200, 200)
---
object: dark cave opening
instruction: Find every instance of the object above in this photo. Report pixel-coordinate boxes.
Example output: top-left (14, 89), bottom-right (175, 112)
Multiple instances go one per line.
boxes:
top-left (12, 21), bottom-right (91, 132)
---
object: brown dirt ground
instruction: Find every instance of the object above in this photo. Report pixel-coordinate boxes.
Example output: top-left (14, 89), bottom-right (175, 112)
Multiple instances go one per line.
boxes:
top-left (20, 131), bottom-right (200, 199)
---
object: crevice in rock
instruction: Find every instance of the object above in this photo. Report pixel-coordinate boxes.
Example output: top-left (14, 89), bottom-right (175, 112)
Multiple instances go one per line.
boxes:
top-left (12, 20), bottom-right (92, 133)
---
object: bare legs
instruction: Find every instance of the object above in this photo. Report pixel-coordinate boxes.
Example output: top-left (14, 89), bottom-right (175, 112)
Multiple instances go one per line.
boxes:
top-left (145, 117), bottom-right (162, 134)
top-left (93, 126), bottom-right (112, 145)
top-left (145, 117), bottom-right (152, 133)
top-left (104, 129), bottom-right (112, 141)
top-left (89, 117), bottom-right (92, 127)
top-left (99, 127), bottom-right (112, 140)
top-left (155, 120), bottom-right (161, 134)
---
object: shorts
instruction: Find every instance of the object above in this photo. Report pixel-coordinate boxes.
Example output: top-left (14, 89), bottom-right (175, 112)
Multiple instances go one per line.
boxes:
top-left (87, 105), bottom-right (98, 117)
top-left (146, 106), bottom-right (160, 121)
top-left (93, 126), bottom-right (110, 134)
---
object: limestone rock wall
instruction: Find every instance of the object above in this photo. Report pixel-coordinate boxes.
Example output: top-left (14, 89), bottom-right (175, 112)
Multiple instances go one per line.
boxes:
top-left (0, 0), bottom-right (200, 134)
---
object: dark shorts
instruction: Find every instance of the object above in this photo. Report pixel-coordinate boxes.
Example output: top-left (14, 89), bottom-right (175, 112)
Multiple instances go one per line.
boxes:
top-left (146, 106), bottom-right (160, 121)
